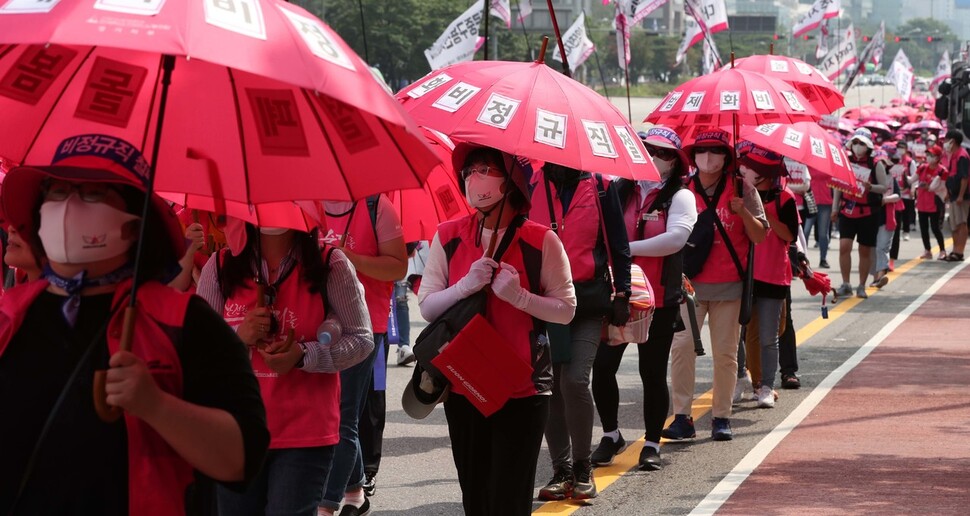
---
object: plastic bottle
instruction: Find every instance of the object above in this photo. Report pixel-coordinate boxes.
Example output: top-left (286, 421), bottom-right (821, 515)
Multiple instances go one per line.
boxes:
top-left (317, 316), bottom-right (342, 345)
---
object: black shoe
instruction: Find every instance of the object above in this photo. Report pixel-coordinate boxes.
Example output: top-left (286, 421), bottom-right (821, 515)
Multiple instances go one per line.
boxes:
top-left (537, 464), bottom-right (574, 501)
top-left (818, 260), bottom-right (830, 269)
top-left (571, 460), bottom-right (597, 500)
top-left (781, 374), bottom-right (801, 390)
top-left (590, 433), bottom-right (627, 466)
top-left (362, 474), bottom-right (376, 497)
top-left (638, 446), bottom-right (662, 471)
top-left (338, 497), bottom-right (371, 516)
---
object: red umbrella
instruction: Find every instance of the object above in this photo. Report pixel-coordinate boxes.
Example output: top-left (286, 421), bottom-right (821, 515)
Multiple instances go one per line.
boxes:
top-left (728, 55), bottom-right (844, 115)
top-left (738, 122), bottom-right (855, 187)
top-left (397, 55), bottom-right (658, 180)
top-left (0, 1), bottom-right (441, 204)
top-left (646, 68), bottom-right (820, 128)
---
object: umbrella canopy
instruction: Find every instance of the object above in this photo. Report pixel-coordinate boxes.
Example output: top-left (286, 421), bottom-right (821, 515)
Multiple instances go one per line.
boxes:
top-left (917, 119), bottom-right (944, 132)
top-left (861, 120), bottom-right (893, 138)
top-left (0, 0), bottom-right (441, 207)
top-left (397, 59), bottom-right (659, 181)
top-left (728, 55), bottom-right (844, 115)
top-left (646, 67), bottom-right (820, 128)
top-left (738, 122), bottom-right (855, 188)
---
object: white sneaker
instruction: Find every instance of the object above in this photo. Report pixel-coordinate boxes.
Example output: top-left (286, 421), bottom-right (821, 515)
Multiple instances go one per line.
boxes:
top-left (757, 385), bottom-right (776, 408)
top-left (904, 233), bottom-right (910, 242)
top-left (733, 372), bottom-right (753, 404)
top-left (397, 345), bottom-right (416, 366)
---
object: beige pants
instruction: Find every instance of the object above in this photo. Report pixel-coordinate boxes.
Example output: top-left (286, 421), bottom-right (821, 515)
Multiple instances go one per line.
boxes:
top-left (670, 299), bottom-right (741, 419)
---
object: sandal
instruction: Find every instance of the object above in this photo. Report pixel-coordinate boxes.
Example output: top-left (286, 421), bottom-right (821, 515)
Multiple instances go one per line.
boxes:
top-left (945, 252), bottom-right (965, 262)
top-left (781, 375), bottom-right (801, 389)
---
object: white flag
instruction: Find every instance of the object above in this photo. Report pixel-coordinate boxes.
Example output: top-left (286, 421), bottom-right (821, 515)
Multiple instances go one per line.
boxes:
top-left (793, 0), bottom-right (840, 38)
top-left (702, 38), bottom-right (721, 75)
top-left (516, 0), bottom-right (532, 22)
top-left (816, 23), bottom-right (857, 81)
top-left (931, 50), bottom-right (951, 89)
top-left (675, 0), bottom-right (728, 66)
top-left (425, 1), bottom-right (486, 71)
top-left (885, 49), bottom-right (912, 83)
top-left (552, 12), bottom-right (596, 71)
top-left (863, 21), bottom-right (885, 67)
top-left (891, 61), bottom-right (914, 101)
top-left (815, 19), bottom-right (830, 60)
top-left (615, 6), bottom-right (630, 68)
top-left (490, 0), bottom-right (511, 29)
top-left (616, 0), bottom-right (670, 25)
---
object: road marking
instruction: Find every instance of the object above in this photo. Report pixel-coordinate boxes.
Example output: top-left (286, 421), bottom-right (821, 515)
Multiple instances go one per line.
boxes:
top-left (533, 246), bottom-right (947, 515)
top-left (688, 258), bottom-right (970, 515)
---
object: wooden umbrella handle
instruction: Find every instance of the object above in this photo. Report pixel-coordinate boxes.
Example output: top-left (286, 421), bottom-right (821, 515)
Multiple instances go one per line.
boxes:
top-left (93, 306), bottom-right (136, 423)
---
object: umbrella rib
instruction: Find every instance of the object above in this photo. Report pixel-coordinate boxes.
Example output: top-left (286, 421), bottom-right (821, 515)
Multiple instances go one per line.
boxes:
top-left (226, 67), bottom-right (254, 206)
top-left (299, 88), bottom-right (353, 200)
top-left (139, 54), bottom-right (167, 157)
top-left (21, 45), bottom-right (97, 164)
top-left (377, 117), bottom-right (424, 192)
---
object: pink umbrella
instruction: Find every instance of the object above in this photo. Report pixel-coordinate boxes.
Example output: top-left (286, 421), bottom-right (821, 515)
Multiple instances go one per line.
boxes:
top-left (861, 120), bottom-right (893, 137)
top-left (727, 55), bottom-right (845, 115)
top-left (738, 122), bottom-right (855, 187)
top-left (917, 119), bottom-right (944, 132)
top-left (863, 113), bottom-right (892, 123)
top-left (899, 122), bottom-right (919, 133)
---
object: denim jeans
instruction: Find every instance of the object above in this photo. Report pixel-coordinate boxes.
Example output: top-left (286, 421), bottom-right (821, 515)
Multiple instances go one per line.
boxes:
top-left (217, 447), bottom-right (333, 516)
top-left (319, 335), bottom-right (381, 510)
top-left (804, 204), bottom-right (832, 262)
top-left (393, 280), bottom-right (411, 346)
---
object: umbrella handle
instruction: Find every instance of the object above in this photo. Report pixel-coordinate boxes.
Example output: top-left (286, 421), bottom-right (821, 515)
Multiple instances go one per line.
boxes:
top-left (190, 210), bottom-right (211, 257)
top-left (93, 306), bottom-right (136, 423)
top-left (256, 284), bottom-right (266, 308)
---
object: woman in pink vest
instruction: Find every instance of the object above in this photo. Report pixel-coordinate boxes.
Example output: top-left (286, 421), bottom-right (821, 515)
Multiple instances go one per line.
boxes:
top-left (415, 144), bottom-right (575, 515)
top-left (0, 134), bottom-right (270, 516)
top-left (913, 145), bottom-right (948, 259)
top-left (663, 129), bottom-right (767, 443)
top-left (196, 220), bottom-right (374, 516)
top-left (591, 127), bottom-right (697, 471)
top-left (735, 143), bottom-right (799, 409)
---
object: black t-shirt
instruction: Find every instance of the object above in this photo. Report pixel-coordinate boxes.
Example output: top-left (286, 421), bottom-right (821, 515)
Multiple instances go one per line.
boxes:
top-left (0, 290), bottom-right (269, 515)
top-left (754, 189), bottom-right (799, 299)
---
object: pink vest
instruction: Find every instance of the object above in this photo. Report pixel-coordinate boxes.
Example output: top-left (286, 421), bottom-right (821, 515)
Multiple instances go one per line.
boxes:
top-left (755, 189), bottom-right (793, 287)
top-left (689, 176), bottom-right (750, 284)
top-left (222, 259), bottom-right (340, 449)
top-left (810, 174), bottom-right (833, 205)
top-left (622, 185), bottom-right (681, 308)
top-left (841, 156), bottom-right (878, 219)
top-left (0, 280), bottom-right (194, 516)
top-left (437, 215), bottom-right (551, 397)
top-left (323, 199), bottom-right (393, 333)
top-left (916, 164), bottom-right (943, 212)
top-left (529, 174), bottom-right (603, 282)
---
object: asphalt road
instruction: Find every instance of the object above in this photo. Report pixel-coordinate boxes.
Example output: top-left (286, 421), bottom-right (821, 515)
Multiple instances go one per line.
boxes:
top-left (366, 224), bottom-right (957, 515)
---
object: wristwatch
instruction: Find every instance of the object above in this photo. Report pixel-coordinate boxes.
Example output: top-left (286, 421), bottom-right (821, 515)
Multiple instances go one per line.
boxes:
top-left (614, 291), bottom-right (631, 299)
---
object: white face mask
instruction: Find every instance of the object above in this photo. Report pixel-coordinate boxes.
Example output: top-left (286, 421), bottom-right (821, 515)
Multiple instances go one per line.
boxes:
top-left (944, 141), bottom-right (955, 153)
top-left (851, 143), bottom-right (869, 158)
top-left (740, 165), bottom-right (762, 186)
top-left (695, 153), bottom-right (725, 174)
top-left (259, 227), bottom-right (289, 236)
top-left (652, 156), bottom-right (676, 179)
top-left (894, 149), bottom-right (904, 159)
top-left (464, 174), bottom-right (506, 209)
top-left (38, 194), bottom-right (139, 264)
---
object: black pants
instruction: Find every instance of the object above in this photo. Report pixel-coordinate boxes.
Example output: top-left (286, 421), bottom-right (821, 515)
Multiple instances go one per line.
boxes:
top-left (891, 210), bottom-right (903, 260)
top-left (444, 394), bottom-right (549, 516)
top-left (778, 289), bottom-right (798, 377)
top-left (591, 306), bottom-right (678, 444)
top-left (360, 336), bottom-right (389, 477)
top-left (901, 198), bottom-right (916, 233)
top-left (919, 211), bottom-right (946, 252)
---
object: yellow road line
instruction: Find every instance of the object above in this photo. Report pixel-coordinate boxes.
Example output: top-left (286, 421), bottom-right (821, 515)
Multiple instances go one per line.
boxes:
top-left (533, 243), bottom-right (945, 515)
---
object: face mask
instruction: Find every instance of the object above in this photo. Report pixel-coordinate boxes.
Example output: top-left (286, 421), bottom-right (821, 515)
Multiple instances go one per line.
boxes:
top-left (465, 174), bottom-right (506, 209)
top-left (928, 156), bottom-right (940, 165)
top-left (259, 227), bottom-right (289, 236)
top-left (740, 165), bottom-right (763, 186)
top-left (38, 194), bottom-right (139, 264)
top-left (944, 141), bottom-right (955, 153)
top-left (851, 144), bottom-right (868, 158)
top-left (895, 149), bottom-right (904, 159)
top-left (695, 153), bottom-right (725, 174)
top-left (652, 156), bottom-right (675, 179)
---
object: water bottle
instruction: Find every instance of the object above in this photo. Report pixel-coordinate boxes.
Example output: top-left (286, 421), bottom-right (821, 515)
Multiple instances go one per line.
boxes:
top-left (317, 316), bottom-right (342, 345)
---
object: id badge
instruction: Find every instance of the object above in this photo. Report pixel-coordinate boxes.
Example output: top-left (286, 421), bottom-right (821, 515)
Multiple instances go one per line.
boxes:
top-left (642, 211), bottom-right (660, 222)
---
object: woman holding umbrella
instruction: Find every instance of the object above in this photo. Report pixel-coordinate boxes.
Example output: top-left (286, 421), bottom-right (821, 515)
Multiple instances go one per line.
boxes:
top-left (0, 135), bottom-right (270, 515)
top-left (196, 218), bottom-right (374, 515)
top-left (416, 143), bottom-right (576, 515)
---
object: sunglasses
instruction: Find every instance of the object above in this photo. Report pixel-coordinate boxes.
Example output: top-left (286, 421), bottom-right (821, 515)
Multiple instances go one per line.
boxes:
top-left (43, 180), bottom-right (120, 203)
top-left (647, 146), bottom-right (679, 161)
top-left (693, 146), bottom-right (729, 156)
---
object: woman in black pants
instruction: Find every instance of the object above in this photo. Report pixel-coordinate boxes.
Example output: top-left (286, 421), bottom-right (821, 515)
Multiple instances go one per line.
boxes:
top-left (914, 147), bottom-right (948, 258)
top-left (591, 128), bottom-right (697, 470)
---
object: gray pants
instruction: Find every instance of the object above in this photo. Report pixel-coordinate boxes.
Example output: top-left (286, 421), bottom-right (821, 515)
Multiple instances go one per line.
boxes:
top-left (545, 316), bottom-right (602, 468)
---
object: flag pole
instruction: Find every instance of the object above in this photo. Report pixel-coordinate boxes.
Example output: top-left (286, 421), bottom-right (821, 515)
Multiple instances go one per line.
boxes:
top-left (483, 0), bottom-right (490, 60)
top-left (357, 0), bottom-right (370, 62)
top-left (546, 0), bottom-right (571, 77)
top-left (518, 11), bottom-right (534, 61)
top-left (591, 47), bottom-right (611, 101)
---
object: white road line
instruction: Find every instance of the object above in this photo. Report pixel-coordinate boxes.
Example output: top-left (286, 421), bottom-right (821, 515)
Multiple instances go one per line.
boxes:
top-left (689, 259), bottom-right (970, 516)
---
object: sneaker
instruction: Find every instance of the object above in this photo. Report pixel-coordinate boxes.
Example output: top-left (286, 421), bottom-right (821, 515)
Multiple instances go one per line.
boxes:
top-left (711, 417), bottom-right (733, 441)
top-left (835, 283), bottom-right (853, 298)
top-left (903, 233), bottom-right (910, 241)
top-left (571, 461), bottom-right (597, 500)
top-left (756, 385), bottom-right (776, 408)
top-left (818, 260), bottom-right (830, 269)
top-left (362, 474), bottom-right (376, 497)
top-left (591, 433), bottom-right (627, 466)
top-left (938, 251), bottom-right (949, 260)
top-left (781, 374), bottom-right (801, 389)
top-left (537, 464), bottom-right (574, 501)
top-left (733, 372), bottom-right (753, 405)
top-left (872, 276), bottom-right (889, 288)
top-left (920, 250), bottom-right (933, 259)
top-left (638, 446), bottom-right (662, 471)
top-left (661, 414), bottom-right (696, 440)
top-left (397, 345), bottom-right (416, 366)
top-left (337, 497), bottom-right (371, 516)
top-left (856, 285), bottom-right (868, 299)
